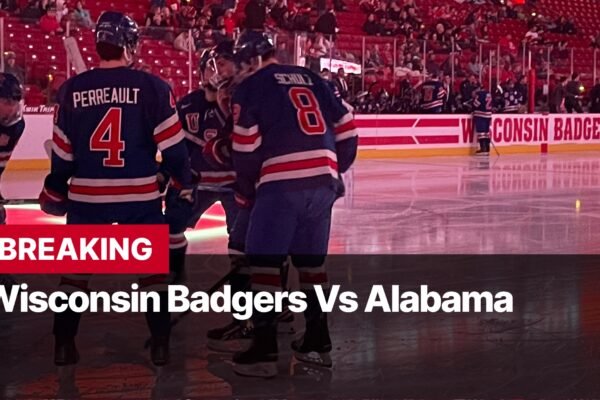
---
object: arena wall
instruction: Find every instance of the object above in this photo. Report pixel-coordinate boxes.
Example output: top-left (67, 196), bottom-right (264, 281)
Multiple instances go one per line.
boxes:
top-left (7, 113), bottom-right (600, 170)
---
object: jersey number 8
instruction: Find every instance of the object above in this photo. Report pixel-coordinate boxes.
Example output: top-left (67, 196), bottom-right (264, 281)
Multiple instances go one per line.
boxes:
top-left (289, 87), bottom-right (326, 135)
top-left (90, 107), bottom-right (125, 167)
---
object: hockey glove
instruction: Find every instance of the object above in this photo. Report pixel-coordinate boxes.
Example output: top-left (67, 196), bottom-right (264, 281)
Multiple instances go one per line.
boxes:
top-left (39, 175), bottom-right (68, 216)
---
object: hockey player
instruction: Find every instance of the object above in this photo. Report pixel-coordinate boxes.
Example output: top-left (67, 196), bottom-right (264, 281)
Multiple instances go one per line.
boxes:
top-left (162, 41), bottom-right (254, 351)
top-left (230, 31), bottom-right (358, 377)
top-left (38, 11), bottom-right (193, 367)
top-left (419, 74), bottom-right (447, 113)
top-left (164, 41), bottom-right (237, 283)
top-left (0, 73), bottom-right (25, 224)
top-left (0, 73), bottom-right (25, 287)
top-left (473, 87), bottom-right (493, 155)
top-left (502, 79), bottom-right (523, 113)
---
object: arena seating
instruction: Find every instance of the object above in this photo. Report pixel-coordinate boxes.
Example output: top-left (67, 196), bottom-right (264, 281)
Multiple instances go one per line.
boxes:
top-left (3, 0), bottom-right (598, 104)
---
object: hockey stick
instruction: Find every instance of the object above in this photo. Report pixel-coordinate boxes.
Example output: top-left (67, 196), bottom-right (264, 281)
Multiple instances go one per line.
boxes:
top-left (490, 138), bottom-right (500, 157)
top-left (0, 198), bottom-right (40, 206)
top-left (143, 263), bottom-right (242, 349)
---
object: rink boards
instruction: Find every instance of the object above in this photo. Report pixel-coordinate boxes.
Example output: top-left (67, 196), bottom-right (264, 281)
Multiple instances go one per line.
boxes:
top-left (7, 112), bottom-right (600, 170)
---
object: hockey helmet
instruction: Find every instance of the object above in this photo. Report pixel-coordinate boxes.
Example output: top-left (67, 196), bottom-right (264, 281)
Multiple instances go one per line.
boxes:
top-left (200, 40), bottom-right (236, 90)
top-left (0, 73), bottom-right (23, 127)
top-left (95, 11), bottom-right (140, 56)
top-left (233, 30), bottom-right (275, 67)
top-left (0, 73), bottom-right (22, 102)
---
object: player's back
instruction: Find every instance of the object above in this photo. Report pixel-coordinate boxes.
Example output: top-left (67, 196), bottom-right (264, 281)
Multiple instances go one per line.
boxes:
top-left (53, 67), bottom-right (187, 211)
top-left (58, 67), bottom-right (171, 181)
top-left (234, 64), bottom-right (338, 160)
top-left (232, 63), bottom-right (356, 195)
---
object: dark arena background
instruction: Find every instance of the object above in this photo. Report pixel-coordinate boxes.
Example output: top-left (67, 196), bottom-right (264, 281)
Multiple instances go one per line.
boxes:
top-left (2, 0), bottom-right (600, 398)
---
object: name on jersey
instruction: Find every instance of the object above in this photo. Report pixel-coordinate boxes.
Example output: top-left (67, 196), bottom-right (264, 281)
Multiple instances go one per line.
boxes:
top-left (274, 73), bottom-right (314, 86)
top-left (72, 87), bottom-right (141, 109)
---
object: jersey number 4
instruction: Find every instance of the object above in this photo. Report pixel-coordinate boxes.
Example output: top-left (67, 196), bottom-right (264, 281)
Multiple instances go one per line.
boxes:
top-left (289, 87), bottom-right (326, 135)
top-left (90, 107), bottom-right (125, 167)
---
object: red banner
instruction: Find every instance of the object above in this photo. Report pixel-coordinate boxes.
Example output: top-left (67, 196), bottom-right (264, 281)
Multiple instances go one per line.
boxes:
top-left (0, 225), bottom-right (169, 274)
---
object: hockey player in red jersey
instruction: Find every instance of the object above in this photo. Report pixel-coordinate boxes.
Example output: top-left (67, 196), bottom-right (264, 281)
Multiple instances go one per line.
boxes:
top-left (230, 31), bottom-right (358, 377)
top-left (38, 11), bottom-right (193, 367)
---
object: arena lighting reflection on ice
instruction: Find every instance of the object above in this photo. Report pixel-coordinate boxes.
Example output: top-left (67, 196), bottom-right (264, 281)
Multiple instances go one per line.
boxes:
top-left (4, 204), bottom-right (229, 242)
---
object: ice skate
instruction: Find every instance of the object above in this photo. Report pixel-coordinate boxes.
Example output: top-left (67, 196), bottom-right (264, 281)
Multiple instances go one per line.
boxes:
top-left (207, 319), bottom-right (253, 353)
top-left (54, 338), bottom-right (80, 366)
top-left (150, 336), bottom-right (170, 367)
top-left (292, 320), bottom-right (333, 368)
top-left (232, 327), bottom-right (278, 378)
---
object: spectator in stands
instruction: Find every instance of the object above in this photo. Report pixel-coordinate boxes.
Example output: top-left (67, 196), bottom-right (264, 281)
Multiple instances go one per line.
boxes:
top-left (275, 41), bottom-right (292, 64)
top-left (277, 10), bottom-right (294, 30)
top-left (383, 21), bottom-right (401, 36)
top-left (0, 0), bottom-right (17, 11)
top-left (498, 33), bottom-right (518, 59)
top-left (167, 0), bottom-right (180, 12)
top-left (381, 43), bottom-right (393, 66)
top-left (549, 76), bottom-right (567, 113)
top-left (333, 0), bottom-right (346, 12)
top-left (500, 63), bottom-right (515, 83)
top-left (316, 0), bottom-right (326, 16)
top-left (425, 53), bottom-right (440, 76)
top-left (515, 74), bottom-right (528, 106)
top-left (244, 0), bottom-right (266, 29)
top-left (146, 6), bottom-right (160, 26)
top-left (366, 46), bottom-right (382, 68)
top-left (54, 0), bottom-right (68, 23)
top-left (406, 7), bottom-right (422, 29)
top-left (72, 1), bottom-right (94, 28)
top-left (334, 67), bottom-right (350, 100)
top-left (467, 56), bottom-right (483, 76)
top-left (197, 25), bottom-right (216, 49)
top-left (147, 8), bottom-right (169, 40)
top-left (20, 0), bottom-right (44, 20)
top-left (374, 1), bottom-right (387, 20)
top-left (589, 79), bottom-right (600, 113)
top-left (222, 9), bottom-right (235, 37)
top-left (359, 0), bottom-right (376, 14)
top-left (524, 26), bottom-right (542, 45)
top-left (4, 52), bottom-right (25, 84)
top-left (363, 13), bottom-right (382, 35)
top-left (315, 8), bottom-right (338, 37)
top-left (442, 55), bottom-right (465, 77)
top-left (565, 73), bottom-right (583, 113)
top-left (388, 0), bottom-right (401, 20)
top-left (161, 6), bottom-right (178, 28)
top-left (178, 2), bottom-right (198, 28)
top-left (293, 4), bottom-right (312, 31)
top-left (270, 0), bottom-right (286, 22)
top-left (460, 74), bottom-right (479, 102)
top-left (40, 6), bottom-right (64, 34)
top-left (174, 30), bottom-right (196, 51)
top-left (213, 23), bottom-right (228, 44)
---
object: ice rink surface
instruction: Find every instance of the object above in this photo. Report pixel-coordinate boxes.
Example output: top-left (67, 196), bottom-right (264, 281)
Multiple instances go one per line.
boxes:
top-left (4, 152), bottom-right (600, 254)
top-left (1, 153), bottom-right (600, 398)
